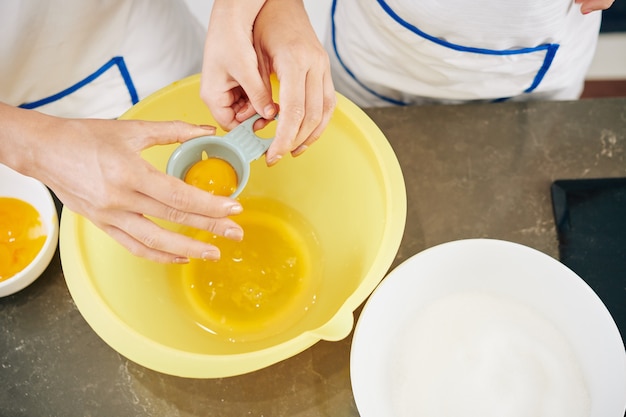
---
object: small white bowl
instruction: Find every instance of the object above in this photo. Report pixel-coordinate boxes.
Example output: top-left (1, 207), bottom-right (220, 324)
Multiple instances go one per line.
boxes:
top-left (351, 239), bottom-right (626, 417)
top-left (0, 163), bottom-right (59, 297)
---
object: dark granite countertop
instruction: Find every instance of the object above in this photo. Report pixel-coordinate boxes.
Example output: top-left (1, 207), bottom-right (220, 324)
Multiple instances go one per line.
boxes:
top-left (1, 97), bottom-right (625, 416)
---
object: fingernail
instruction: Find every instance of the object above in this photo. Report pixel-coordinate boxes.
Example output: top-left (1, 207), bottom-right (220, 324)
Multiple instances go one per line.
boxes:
top-left (224, 227), bottom-right (244, 241)
top-left (174, 257), bottom-right (190, 264)
top-left (228, 203), bottom-right (243, 215)
top-left (264, 104), bottom-right (276, 119)
top-left (200, 124), bottom-right (216, 132)
top-left (201, 249), bottom-right (220, 261)
top-left (291, 144), bottom-right (308, 157)
top-left (266, 153), bottom-right (282, 167)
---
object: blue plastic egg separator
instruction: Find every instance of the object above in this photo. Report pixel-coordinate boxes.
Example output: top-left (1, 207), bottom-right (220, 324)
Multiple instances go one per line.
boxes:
top-left (166, 114), bottom-right (275, 198)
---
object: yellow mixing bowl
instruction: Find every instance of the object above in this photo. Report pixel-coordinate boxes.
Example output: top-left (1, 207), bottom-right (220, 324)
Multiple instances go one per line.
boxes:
top-left (60, 74), bottom-right (406, 378)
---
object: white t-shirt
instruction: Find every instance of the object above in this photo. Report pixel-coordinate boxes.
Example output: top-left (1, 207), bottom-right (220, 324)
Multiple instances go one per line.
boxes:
top-left (0, 0), bottom-right (205, 118)
top-left (326, 0), bottom-right (602, 107)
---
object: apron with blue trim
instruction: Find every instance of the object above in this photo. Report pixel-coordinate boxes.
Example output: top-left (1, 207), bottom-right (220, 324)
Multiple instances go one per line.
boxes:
top-left (328, 0), bottom-right (601, 107)
top-left (18, 57), bottom-right (140, 118)
top-left (0, 0), bottom-right (204, 119)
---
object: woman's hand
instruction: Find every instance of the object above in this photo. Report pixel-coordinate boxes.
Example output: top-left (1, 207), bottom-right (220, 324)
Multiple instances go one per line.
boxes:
top-left (200, 0), bottom-right (335, 166)
top-left (575, 0), bottom-right (615, 14)
top-left (0, 103), bottom-right (244, 264)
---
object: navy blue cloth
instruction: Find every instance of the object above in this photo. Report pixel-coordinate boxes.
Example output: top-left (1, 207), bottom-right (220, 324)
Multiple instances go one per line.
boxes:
top-left (601, 3), bottom-right (626, 33)
top-left (551, 178), bottom-right (626, 348)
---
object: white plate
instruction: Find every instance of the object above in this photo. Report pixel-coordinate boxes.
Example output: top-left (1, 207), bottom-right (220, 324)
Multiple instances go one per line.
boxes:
top-left (350, 239), bottom-right (626, 417)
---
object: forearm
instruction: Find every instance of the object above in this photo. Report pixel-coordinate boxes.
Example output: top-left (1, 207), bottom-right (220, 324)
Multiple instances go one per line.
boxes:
top-left (0, 102), bottom-right (55, 179)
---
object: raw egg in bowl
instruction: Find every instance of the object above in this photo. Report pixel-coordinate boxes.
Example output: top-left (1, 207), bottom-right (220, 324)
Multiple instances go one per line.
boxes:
top-left (0, 163), bottom-right (59, 297)
top-left (59, 74), bottom-right (407, 378)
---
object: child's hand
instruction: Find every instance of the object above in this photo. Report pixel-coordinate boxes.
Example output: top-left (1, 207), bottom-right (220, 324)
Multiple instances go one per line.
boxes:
top-left (200, 0), bottom-right (335, 167)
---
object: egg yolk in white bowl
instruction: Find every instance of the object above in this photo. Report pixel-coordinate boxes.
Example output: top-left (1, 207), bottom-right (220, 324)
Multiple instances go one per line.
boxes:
top-left (0, 197), bottom-right (47, 281)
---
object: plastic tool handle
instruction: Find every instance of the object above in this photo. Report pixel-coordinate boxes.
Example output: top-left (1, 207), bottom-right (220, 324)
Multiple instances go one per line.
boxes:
top-left (224, 114), bottom-right (275, 163)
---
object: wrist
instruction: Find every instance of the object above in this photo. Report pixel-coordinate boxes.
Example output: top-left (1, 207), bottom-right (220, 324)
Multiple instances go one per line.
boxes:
top-left (0, 103), bottom-right (57, 180)
top-left (210, 0), bottom-right (267, 30)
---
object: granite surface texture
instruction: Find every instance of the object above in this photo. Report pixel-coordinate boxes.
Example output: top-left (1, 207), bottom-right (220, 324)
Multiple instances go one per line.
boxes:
top-left (1, 97), bottom-right (625, 416)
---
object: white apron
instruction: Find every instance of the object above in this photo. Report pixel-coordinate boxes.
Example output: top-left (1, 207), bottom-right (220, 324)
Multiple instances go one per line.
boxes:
top-left (326, 0), bottom-right (602, 107)
top-left (0, 0), bottom-right (205, 119)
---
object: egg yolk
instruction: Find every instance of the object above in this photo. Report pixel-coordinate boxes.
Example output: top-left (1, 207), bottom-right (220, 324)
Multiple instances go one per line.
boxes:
top-left (184, 157), bottom-right (238, 196)
top-left (0, 197), bottom-right (47, 282)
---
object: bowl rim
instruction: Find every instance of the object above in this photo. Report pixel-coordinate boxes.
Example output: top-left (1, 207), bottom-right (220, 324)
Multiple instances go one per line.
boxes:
top-left (0, 164), bottom-right (59, 297)
top-left (350, 238), bottom-right (626, 417)
top-left (59, 74), bottom-right (407, 378)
